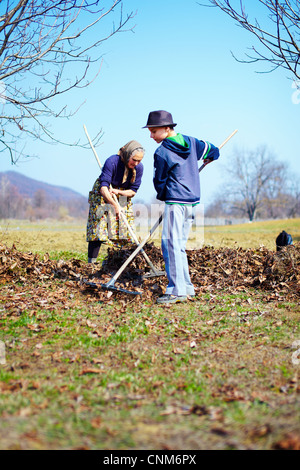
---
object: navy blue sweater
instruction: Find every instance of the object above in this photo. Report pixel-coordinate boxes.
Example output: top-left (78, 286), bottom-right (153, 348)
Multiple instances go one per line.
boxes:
top-left (99, 154), bottom-right (144, 192)
top-left (153, 135), bottom-right (219, 203)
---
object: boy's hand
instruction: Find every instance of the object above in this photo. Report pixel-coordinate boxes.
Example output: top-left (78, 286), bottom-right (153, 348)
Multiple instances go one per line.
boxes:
top-left (203, 157), bottom-right (213, 165)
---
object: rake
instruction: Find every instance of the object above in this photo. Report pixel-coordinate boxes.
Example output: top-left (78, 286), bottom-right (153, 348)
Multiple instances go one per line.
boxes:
top-left (84, 129), bottom-right (238, 295)
top-left (84, 124), bottom-right (165, 279)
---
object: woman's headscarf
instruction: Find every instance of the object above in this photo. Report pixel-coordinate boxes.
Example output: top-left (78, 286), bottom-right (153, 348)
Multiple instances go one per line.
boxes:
top-left (118, 140), bottom-right (144, 185)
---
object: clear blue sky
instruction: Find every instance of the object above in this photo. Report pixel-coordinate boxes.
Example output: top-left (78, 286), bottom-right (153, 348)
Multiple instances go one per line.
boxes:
top-left (1, 0), bottom-right (299, 207)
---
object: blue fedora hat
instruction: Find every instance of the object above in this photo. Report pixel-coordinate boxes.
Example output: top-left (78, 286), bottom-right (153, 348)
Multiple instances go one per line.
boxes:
top-left (143, 110), bottom-right (177, 128)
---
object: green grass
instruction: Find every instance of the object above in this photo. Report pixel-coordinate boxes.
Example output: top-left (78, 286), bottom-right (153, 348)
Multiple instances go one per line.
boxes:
top-left (0, 218), bottom-right (299, 450)
top-left (1, 293), bottom-right (299, 449)
top-left (201, 218), bottom-right (300, 250)
top-left (2, 217), bottom-right (300, 254)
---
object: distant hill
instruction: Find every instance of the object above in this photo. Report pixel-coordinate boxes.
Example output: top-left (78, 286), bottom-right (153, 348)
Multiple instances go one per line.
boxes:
top-left (0, 171), bottom-right (88, 219)
top-left (0, 171), bottom-right (86, 202)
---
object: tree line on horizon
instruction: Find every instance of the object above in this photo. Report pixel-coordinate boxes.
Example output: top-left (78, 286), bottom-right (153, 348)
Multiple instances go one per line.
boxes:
top-left (1, 145), bottom-right (299, 223)
top-left (0, 176), bottom-right (88, 220)
top-left (204, 146), bottom-right (300, 221)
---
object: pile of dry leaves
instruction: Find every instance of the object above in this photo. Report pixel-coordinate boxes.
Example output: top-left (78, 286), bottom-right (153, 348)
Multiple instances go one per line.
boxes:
top-left (1, 241), bottom-right (299, 301)
top-left (0, 244), bottom-right (82, 284)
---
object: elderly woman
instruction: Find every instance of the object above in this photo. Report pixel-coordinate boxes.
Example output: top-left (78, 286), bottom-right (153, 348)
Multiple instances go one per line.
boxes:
top-left (86, 140), bottom-right (145, 263)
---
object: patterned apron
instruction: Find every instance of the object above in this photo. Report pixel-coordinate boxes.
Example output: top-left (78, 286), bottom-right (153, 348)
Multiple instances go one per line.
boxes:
top-left (86, 178), bottom-right (135, 247)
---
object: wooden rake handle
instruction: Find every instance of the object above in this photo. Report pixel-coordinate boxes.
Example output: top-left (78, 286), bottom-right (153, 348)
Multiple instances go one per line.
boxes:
top-left (106, 129), bottom-right (238, 286)
top-left (83, 125), bottom-right (160, 274)
top-left (198, 129), bottom-right (238, 173)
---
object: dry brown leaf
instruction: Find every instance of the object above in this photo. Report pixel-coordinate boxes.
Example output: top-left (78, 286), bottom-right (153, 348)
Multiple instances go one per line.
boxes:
top-left (1, 242), bottom-right (299, 304)
top-left (79, 368), bottom-right (105, 375)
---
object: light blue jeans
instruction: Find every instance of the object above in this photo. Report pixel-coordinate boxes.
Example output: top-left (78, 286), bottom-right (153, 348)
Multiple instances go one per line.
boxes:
top-left (161, 203), bottom-right (196, 296)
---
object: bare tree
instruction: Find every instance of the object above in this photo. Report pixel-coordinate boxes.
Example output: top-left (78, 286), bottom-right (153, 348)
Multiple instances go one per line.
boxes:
top-left (286, 175), bottom-right (300, 217)
top-left (0, 1), bottom-right (135, 163)
top-left (0, 174), bottom-right (25, 217)
top-left (200, 1), bottom-right (300, 80)
top-left (222, 146), bottom-right (288, 221)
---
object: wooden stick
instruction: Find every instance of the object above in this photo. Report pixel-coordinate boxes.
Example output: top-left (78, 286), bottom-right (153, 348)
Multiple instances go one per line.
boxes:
top-left (105, 129), bottom-right (238, 286)
top-left (83, 125), bottom-right (162, 275)
top-left (198, 129), bottom-right (238, 173)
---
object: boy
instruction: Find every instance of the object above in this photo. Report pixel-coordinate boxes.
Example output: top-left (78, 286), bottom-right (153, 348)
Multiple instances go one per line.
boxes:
top-left (143, 110), bottom-right (219, 304)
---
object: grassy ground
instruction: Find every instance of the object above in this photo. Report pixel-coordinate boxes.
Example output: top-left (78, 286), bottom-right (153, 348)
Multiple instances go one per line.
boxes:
top-left (0, 218), bottom-right (299, 450)
top-left (202, 218), bottom-right (300, 250)
top-left (0, 218), bottom-right (88, 260)
top-left (1, 217), bottom-right (300, 254)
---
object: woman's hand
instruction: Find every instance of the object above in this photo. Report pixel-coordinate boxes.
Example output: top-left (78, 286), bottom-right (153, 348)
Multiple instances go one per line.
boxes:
top-left (112, 203), bottom-right (120, 218)
top-left (110, 188), bottom-right (119, 196)
top-left (110, 188), bottom-right (136, 198)
top-left (100, 186), bottom-right (121, 218)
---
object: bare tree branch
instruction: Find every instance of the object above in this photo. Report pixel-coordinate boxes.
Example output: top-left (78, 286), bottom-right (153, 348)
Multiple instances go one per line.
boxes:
top-left (0, 1), bottom-right (135, 163)
top-left (221, 146), bottom-right (288, 221)
top-left (199, 0), bottom-right (300, 80)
